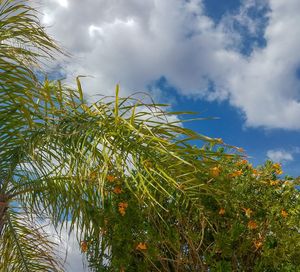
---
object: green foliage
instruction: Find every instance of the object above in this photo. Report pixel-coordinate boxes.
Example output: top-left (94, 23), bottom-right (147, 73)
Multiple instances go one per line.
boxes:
top-left (0, 1), bottom-right (299, 272)
top-left (200, 158), bottom-right (300, 271)
top-left (83, 152), bottom-right (300, 271)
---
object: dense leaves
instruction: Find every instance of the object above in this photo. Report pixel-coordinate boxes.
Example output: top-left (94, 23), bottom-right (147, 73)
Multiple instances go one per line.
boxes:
top-left (83, 151), bottom-right (300, 271)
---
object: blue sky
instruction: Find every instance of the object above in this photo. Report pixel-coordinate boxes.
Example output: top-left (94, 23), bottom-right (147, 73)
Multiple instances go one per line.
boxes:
top-left (39, 0), bottom-right (300, 180)
top-left (38, 0), bottom-right (300, 270)
top-left (154, 77), bottom-right (300, 177)
top-left (204, 0), bottom-right (242, 20)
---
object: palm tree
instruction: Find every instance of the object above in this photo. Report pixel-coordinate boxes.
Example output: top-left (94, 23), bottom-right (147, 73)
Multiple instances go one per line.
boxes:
top-left (3, 1), bottom-right (299, 271)
top-left (0, 1), bottom-right (223, 270)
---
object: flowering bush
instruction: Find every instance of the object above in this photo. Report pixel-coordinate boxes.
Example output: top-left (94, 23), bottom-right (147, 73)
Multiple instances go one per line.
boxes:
top-left (201, 154), bottom-right (300, 271)
top-left (82, 145), bottom-right (300, 271)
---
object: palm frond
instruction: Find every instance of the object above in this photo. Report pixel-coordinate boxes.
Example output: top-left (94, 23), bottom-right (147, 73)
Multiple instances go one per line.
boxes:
top-left (0, 208), bottom-right (63, 271)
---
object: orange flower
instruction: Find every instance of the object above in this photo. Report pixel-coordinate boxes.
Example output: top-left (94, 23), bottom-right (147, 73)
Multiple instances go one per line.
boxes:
top-left (248, 220), bottom-right (258, 230)
top-left (270, 180), bottom-right (279, 186)
top-left (254, 240), bottom-right (263, 250)
top-left (118, 202), bottom-right (128, 216)
top-left (118, 202), bottom-right (128, 209)
top-left (136, 242), bottom-right (147, 250)
top-left (80, 241), bottom-right (88, 252)
top-left (113, 186), bottom-right (122, 194)
top-left (119, 208), bottom-right (126, 216)
top-left (107, 175), bottom-right (116, 182)
top-left (242, 208), bottom-right (253, 218)
top-left (252, 169), bottom-right (259, 176)
top-left (229, 170), bottom-right (243, 178)
top-left (273, 163), bottom-right (281, 170)
top-left (273, 163), bottom-right (283, 175)
top-left (281, 209), bottom-right (288, 218)
top-left (218, 208), bottom-right (225, 215)
top-left (234, 170), bottom-right (243, 176)
top-left (236, 159), bottom-right (248, 166)
top-left (210, 166), bottom-right (221, 177)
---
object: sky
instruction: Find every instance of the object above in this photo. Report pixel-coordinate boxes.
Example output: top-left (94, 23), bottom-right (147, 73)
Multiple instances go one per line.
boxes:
top-left (37, 0), bottom-right (300, 270)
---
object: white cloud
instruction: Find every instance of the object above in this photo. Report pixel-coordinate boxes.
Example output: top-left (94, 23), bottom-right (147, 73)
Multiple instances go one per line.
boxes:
top-left (226, 0), bottom-right (300, 129)
top-left (38, 0), bottom-right (300, 130)
top-left (267, 149), bottom-right (293, 163)
top-left (43, 221), bottom-right (89, 272)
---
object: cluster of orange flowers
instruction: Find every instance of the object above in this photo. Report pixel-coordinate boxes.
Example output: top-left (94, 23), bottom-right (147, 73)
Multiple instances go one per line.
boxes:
top-left (80, 240), bottom-right (88, 253)
top-left (229, 170), bottom-right (243, 178)
top-left (219, 206), bottom-right (288, 220)
top-left (106, 175), bottom-right (129, 216)
top-left (118, 202), bottom-right (128, 216)
top-left (235, 159), bottom-right (248, 167)
top-left (273, 163), bottom-right (283, 175)
top-left (218, 205), bottom-right (288, 254)
top-left (210, 163), bottom-right (247, 179)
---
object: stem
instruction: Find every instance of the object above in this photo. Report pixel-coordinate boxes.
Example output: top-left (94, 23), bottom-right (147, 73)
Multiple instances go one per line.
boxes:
top-left (0, 194), bottom-right (8, 235)
top-left (0, 200), bottom-right (7, 236)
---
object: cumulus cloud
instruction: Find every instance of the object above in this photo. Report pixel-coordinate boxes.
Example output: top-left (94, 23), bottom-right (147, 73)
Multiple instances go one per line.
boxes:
top-left (267, 149), bottom-right (294, 163)
top-left (38, 0), bottom-right (300, 130)
top-left (43, 221), bottom-right (89, 272)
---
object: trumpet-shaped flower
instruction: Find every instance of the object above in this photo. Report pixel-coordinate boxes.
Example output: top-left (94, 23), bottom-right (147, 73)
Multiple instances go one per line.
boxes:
top-left (281, 209), bottom-right (288, 218)
top-left (80, 241), bottom-right (88, 252)
top-left (113, 186), bottom-right (122, 194)
top-left (210, 166), bottom-right (221, 177)
top-left (118, 202), bottom-right (128, 216)
top-left (136, 242), bottom-right (147, 250)
top-left (248, 220), bottom-right (258, 230)
top-left (107, 175), bottom-right (116, 182)
top-left (218, 208), bottom-right (225, 215)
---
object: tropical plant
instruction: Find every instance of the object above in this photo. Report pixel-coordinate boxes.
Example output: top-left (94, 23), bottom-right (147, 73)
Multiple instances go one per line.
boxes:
top-left (0, 0), bottom-right (223, 271)
top-left (1, 1), bottom-right (300, 272)
top-left (82, 148), bottom-right (300, 272)
top-left (198, 155), bottom-right (300, 271)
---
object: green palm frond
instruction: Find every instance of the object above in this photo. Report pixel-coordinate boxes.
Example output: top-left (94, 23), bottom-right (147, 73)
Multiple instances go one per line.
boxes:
top-left (0, 208), bottom-right (63, 271)
top-left (0, 0), bottom-right (61, 63)
top-left (0, 0), bottom-right (61, 180)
